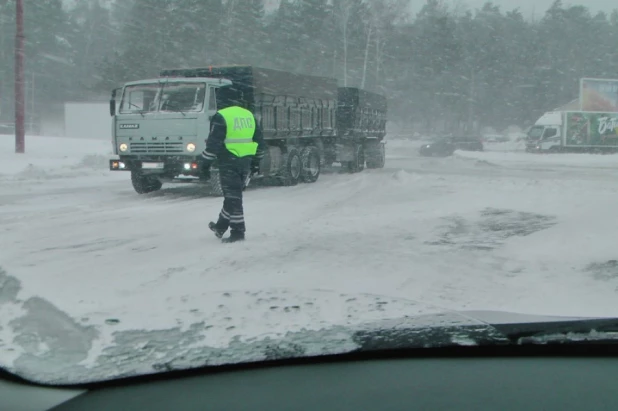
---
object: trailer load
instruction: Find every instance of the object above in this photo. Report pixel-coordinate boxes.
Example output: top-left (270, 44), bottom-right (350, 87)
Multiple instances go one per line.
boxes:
top-left (109, 65), bottom-right (387, 194)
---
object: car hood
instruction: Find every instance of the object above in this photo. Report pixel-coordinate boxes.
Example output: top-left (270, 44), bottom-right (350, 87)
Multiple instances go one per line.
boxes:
top-left (0, 277), bottom-right (614, 386)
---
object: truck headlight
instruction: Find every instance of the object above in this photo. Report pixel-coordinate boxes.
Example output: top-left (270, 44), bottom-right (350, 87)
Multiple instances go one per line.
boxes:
top-left (119, 143), bottom-right (128, 152)
top-left (186, 143), bottom-right (196, 152)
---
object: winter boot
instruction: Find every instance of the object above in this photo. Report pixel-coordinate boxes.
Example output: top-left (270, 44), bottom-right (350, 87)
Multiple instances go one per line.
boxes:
top-left (222, 231), bottom-right (245, 243)
top-left (209, 222), bottom-right (226, 239)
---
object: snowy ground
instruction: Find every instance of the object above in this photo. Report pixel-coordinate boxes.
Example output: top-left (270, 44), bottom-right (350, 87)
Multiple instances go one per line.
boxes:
top-left (3, 134), bottom-right (618, 382)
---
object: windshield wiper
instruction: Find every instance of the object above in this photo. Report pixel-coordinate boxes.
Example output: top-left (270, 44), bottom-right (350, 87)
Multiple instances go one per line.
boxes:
top-left (352, 315), bottom-right (618, 352)
top-left (166, 107), bottom-right (186, 117)
top-left (492, 317), bottom-right (618, 345)
top-left (127, 102), bottom-right (145, 117)
top-left (161, 103), bottom-right (187, 117)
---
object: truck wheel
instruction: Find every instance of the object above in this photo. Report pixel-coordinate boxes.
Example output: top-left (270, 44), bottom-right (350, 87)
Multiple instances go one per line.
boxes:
top-left (365, 141), bottom-right (386, 169)
top-left (280, 148), bottom-right (302, 186)
top-left (345, 144), bottom-right (365, 173)
top-left (300, 146), bottom-right (321, 183)
top-left (131, 171), bottom-right (162, 194)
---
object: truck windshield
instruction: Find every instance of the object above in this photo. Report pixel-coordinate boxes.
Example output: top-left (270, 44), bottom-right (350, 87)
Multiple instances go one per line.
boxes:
top-left (119, 82), bottom-right (207, 114)
top-left (543, 128), bottom-right (557, 139)
top-left (527, 126), bottom-right (544, 139)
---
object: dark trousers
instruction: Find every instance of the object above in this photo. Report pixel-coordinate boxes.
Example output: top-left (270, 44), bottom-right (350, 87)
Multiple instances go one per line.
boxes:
top-left (214, 156), bottom-right (252, 234)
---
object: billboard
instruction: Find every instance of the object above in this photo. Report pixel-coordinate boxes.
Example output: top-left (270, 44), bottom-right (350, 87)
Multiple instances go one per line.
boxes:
top-left (580, 78), bottom-right (618, 112)
top-left (565, 111), bottom-right (618, 147)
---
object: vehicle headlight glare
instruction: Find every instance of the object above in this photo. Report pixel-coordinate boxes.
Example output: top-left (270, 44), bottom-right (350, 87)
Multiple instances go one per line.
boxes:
top-left (119, 143), bottom-right (128, 152)
top-left (187, 143), bottom-right (196, 152)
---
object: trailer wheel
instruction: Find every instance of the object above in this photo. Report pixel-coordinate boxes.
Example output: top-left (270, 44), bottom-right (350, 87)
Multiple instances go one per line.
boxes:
top-left (131, 171), bottom-right (162, 194)
top-left (365, 141), bottom-right (386, 169)
top-left (280, 148), bottom-right (302, 186)
top-left (300, 146), bottom-right (321, 183)
top-left (345, 144), bottom-right (365, 173)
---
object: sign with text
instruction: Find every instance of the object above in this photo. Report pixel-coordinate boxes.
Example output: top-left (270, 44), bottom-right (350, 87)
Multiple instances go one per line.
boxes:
top-left (565, 111), bottom-right (618, 147)
top-left (580, 78), bottom-right (618, 112)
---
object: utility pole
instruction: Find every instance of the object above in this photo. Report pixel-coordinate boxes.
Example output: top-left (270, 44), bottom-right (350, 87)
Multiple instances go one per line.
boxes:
top-left (15, 0), bottom-right (25, 153)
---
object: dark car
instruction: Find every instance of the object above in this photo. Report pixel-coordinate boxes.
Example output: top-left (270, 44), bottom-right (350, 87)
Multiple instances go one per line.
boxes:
top-left (451, 136), bottom-right (484, 151)
top-left (419, 139), bottom-right (456, 157)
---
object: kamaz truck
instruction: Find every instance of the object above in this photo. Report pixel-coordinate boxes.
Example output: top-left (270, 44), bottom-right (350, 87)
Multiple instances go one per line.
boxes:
top-left (109, 65), bottom-right (387, 194)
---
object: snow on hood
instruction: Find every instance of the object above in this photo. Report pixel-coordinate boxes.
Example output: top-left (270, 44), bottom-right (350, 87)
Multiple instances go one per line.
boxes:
top-left (0, 268), bottom-right (594, 386)
top-left (0, 267), bottom-right (436, 385)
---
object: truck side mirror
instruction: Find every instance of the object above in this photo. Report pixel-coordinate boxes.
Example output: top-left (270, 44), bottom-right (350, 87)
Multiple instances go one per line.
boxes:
top-left (110, 88), bottom-right (120, 116)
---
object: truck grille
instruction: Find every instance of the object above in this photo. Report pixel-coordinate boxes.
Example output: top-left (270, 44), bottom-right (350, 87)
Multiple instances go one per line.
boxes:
top-left (130, 142), bottom-right (184, 154)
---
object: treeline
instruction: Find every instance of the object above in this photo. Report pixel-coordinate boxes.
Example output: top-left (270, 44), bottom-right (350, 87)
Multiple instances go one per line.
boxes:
top-left (1, 0), bottom-right (617, 134)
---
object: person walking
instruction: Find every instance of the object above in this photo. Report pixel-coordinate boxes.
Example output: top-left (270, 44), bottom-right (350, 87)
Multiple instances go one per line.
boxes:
top-left (200, 102), bottom-right (265, 243)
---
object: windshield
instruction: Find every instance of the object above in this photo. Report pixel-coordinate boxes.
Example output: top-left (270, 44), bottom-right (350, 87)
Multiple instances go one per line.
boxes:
top-left (3, 0), bottom-right (618, 388)
top-left (119, 82), bottom-right (207, 114)
top-left (528, 126), bottom-right (544, 139)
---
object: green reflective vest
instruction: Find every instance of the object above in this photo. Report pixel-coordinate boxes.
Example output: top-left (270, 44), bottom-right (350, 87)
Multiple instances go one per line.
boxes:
top-left (219, 106), bottom-right (258, 157)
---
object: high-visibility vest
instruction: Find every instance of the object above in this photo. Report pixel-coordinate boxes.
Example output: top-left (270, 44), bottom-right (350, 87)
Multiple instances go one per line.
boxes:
top-left (218, 106), bottom-right (258, 157)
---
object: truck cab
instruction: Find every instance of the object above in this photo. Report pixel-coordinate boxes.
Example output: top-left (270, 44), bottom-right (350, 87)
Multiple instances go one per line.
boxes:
top-left (109, 77), bottom-right (231, 194)
top-left (526, 111), bottom-right (563, 153)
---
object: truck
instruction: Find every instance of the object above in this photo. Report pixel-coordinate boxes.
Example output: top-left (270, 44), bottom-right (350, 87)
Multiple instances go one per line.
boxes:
top-left (108, 65), bottom-right (387, 194)
top-left (525, 111), bottom-right (563, 152)
top-left (526, 111), bottom-right (618, 154)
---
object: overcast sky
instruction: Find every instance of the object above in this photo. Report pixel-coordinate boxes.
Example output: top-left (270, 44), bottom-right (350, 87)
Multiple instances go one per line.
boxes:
top-left (68, 0), bottom-right (616, 20)
top-left (262, 1), bottom-right (616, 19)
top-left (434, 0), bottom-right (616, 17)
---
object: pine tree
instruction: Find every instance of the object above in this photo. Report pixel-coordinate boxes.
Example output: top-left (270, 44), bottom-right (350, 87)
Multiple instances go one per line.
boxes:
top-left (226, 0), bottom-right (265, 64)
top-left (296, 0), bottom-right (334, 77)
top-left (24, 0), bottom-right (74, 128)
top-left (263, 0), bottom-right (301, 71)
top-left (68, 0), bottom-right (115, 97)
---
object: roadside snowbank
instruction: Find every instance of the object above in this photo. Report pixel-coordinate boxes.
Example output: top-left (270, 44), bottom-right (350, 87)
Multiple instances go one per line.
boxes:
top-left (456, 149), bottom-right (618, 169)
top-left (0, 135), bottom-right (112, 179)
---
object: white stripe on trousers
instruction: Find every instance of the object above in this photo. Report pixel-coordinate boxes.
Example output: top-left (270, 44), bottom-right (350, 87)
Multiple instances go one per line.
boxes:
top-left (220, 208), bottom-right (231, 220)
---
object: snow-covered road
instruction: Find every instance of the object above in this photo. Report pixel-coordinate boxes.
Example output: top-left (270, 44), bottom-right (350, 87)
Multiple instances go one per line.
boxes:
top-left (2, 135), bottom-right (618, 373)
